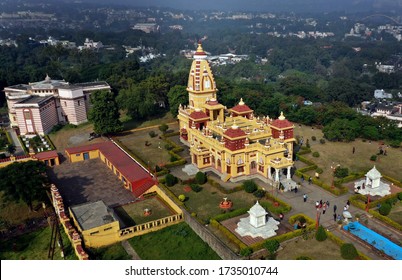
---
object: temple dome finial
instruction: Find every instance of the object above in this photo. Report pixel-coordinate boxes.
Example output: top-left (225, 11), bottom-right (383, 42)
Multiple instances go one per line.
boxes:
top-left (279, 111), bottom-right (286, 121)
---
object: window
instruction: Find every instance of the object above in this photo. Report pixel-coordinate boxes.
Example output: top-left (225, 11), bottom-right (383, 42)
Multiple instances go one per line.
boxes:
top-left (90, 231), bottom-right (99, 235)
top-left (23, 110), bottom-right (32, 120)
top-left (237, 166), bottom-right (244, 173)
top-left (64, 101), bottom-right (67, 106)
top-left (78, 101), bottom-right (81, 106)
top-left (237, 158), bottom-right (244, 165)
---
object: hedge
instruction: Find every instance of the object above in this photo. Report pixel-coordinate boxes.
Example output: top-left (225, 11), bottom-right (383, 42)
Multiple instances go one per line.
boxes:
top-left (213, 208), bottom-right (249, 222)
top-left (207, 178), bottom-right (244, 194)
top-left (209, 219), bottom-right (247, 251)
top-left (382, 175), bottom-right (402, 188)
top-left (44, 134), bottom-right (56, 150)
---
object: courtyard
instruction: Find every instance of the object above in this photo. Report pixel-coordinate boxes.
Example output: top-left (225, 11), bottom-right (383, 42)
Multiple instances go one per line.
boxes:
top-left (47, 158), bottom-right (135, 208)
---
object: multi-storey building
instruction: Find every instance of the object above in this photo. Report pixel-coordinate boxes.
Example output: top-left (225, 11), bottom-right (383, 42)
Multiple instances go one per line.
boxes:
top-left (178, 43), bottom-right (295, 185)
top-left (4, 75), bottom-right (110, 135)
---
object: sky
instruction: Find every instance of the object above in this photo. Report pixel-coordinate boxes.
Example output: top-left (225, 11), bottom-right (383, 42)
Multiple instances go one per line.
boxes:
top-left (77, 0), bottom-right (402, 13)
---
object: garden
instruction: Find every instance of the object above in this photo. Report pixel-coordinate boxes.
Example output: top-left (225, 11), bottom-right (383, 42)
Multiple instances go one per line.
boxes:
top-left (128, 222), bottom-right (220, 260)
top-left (113, 195), bottom-right (175, 227)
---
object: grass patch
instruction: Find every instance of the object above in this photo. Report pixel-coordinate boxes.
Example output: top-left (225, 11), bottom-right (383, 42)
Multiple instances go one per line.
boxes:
top-left (114, 196), bottom-right (175, 227)
top-left (294, 124), bottom-right (402, 183)
top-left (128, 222), bottom-right (220, 260)
top-left (116, 125), bottom-right (178, 168)
top-left (276, 237), bottom-right (343, 260)
top-left (168, 183), bottom-right (263, 223)
top-left (387, 201), bottom-right (402, 225)
top-left (121, 111), bottom-right (176, 131)
top-left (86, 242), bottom-right (131, 260)
top-left (0, 226), bottom-right (77, 260)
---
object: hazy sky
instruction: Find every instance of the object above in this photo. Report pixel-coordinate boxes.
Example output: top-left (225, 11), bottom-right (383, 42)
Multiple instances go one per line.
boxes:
top-left (79, 0), bottom-right (402, 13)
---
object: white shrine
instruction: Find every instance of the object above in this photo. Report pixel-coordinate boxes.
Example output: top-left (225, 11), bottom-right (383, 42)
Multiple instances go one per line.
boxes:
top-left (354, 166), bottom-right (390, 197)
top-left (235, 201), bottom-right (280, 239)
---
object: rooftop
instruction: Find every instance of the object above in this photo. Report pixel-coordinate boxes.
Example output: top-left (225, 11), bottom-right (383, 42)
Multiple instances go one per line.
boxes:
top-left (16, 95), bottom-right (54, 106)
top-left (70, 200), bottom-right (118, 231)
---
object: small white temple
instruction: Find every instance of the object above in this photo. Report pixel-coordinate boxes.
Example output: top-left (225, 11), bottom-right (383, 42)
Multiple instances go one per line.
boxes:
top-left (235, 201), bottom-right (280, 239)
top-left (354, 166), bottom-right (390, 197)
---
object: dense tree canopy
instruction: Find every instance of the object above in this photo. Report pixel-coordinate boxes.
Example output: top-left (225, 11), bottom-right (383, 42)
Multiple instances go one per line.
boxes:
top-left (89, 90), bottom-right (123, 135)
top-left (0, 161), bottom-right (48, 211)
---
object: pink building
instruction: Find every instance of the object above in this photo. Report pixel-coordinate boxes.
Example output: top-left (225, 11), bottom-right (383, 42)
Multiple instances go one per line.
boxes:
top-left (4, 75), bottom-right (110, 135)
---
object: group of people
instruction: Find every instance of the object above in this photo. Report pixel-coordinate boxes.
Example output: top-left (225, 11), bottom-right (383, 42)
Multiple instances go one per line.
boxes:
top-left (315, 199), bottom-right (331, 214)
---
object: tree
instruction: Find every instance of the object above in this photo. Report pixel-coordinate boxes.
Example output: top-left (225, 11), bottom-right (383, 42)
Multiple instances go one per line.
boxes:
top-left (340, 243), bottom-right (358, 260)
top-left (240, 247), bottom-right (253, 259)
top-left (243, 180), bottom-right (258, 193)
top-left (165, 174), bottom-right (177, 187)
top-left (88, 90), bottom-right (123, 135)
top-left (264, 239), bottom-right (280, 259)
top-left (0, 161), bottom-right (48, 211)
top-left (315, 225), bottom-right (327, 241)
top-left (167, 85), bottom-right (188, 116)
top-left (195, 171), bottom-right (207, 185)
top-left (6, 144), bottom-right (16, 155)
top-left (379, 203), bottom-right (391, 216)
top-left (159, 123), bottom-right (169, 134)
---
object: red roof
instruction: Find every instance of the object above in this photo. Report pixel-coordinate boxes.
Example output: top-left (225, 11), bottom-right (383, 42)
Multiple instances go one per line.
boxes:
top-left (271, 119), bottom-right (293, 129)
top-left (65, 142), bottom-right (154, 197)
top-left (224, 127), bottom-right (246, 138)
top-left (189, 111), bottom-right (209, 120)
top-left (34, 150), bottom-right (59, 160)
top-left (230, 104), bottom-right (252, 113)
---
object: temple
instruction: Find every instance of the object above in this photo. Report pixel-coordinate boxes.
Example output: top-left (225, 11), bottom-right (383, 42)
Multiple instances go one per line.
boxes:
top-left (178, 43), bottom-right (295, 185)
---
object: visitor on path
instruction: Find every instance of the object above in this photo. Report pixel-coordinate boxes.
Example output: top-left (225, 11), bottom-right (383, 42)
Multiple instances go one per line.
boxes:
top-left (294, 186), bottom-right (298, 193)
top-left (352, 147), bottom-right (355, 154)
top-left (301, 176), bottom-right (304, 183)
top-left (303, 194), bottom-right (307, 202)
top-left (323, 202), bottom-right (327, 214)
top-left (326, 200), bottom-right (330, 207)
top-left (308, 177), bottom-right (312, 184)
top-left (333, 213), bottom-right (337, 222)
top-left (279, 213), bottom-right (284, 221)
top-left (315, 201), bottom-right (319, 208)
top-left (337, 214), bottom-right (341, 221)
top-left (333, 204), bottom-right (337, 213)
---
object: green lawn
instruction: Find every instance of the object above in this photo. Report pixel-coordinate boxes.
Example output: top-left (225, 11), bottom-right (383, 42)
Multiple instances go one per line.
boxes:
top-left (120, 111), bottom-right (176, 131)
top-left (277, 236), bottom-right (343, 260)
top-left (86, 242), bottom-right (131, 260)
top-left (383, 201), bottom-right (402, 226)
top-left (168, 182), bottom-right (265, 223)
top-left (0, 226), bottom-right (77, 260)
top-left (294, 125), bottom-right (402, 183)
top-left (116, 126), bottom-right (177, 168)
top-left (128, 222), bottom-right (220, 260)
top-left (114, 196), bottom-right (175, 227)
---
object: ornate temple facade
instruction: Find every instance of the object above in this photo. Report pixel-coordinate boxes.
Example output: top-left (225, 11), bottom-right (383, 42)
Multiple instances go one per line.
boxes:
top-left (178, 43), bottom-right (295, 184)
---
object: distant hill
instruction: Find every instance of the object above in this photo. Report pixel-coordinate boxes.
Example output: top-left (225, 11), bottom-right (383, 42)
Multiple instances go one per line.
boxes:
top-left (73, 0), bottom-right (402, 13)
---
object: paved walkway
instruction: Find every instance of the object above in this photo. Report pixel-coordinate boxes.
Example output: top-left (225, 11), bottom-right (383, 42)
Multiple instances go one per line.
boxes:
top-left (6, 127), bottom-right (25, 156)
top-left (121, 240), bottom-right (141, 260)
top-left (170, 164), bottom-right (402, 260)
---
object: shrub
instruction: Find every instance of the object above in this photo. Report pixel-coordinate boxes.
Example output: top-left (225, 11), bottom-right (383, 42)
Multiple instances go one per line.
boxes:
top-left (334, 167), bottom-right (349, 178)
top-left (240, 247), bottom-right (253, 258)
top-left (254, 189), bottom-right (266, 198)
top-left (311, 136), bottom-right (316, 141)
top-left (159, 123), bottom-right (169, 134)
top-left (398, 192), bottom-right (402, 201)
top-left (243, 180), bottom-right (258, 193)
top-left (370, 155), bottom-right (377, 161)
top-left (149, 131), bottom-right (157, 138)
top-left (190, 183), bottom-right (202, 193)
top-left (319, 139), bottom-right (325, 144)
top-left (178, 194), bottom-right (186, 202)
top-left (296, 256), bottom-right (312, 260)
top-left (165, 174), bottom-right (177, 187)
top-left (195, 171), bottom-right (207, 185)
top-left (264, 239), bottom-right (280, 255)
top-left (379, 203), bottom-right (392, 216)
top-left (388, 140), bottom-right (401, 148)
top-left (340, 243), bottom-right (358, 260)
top-left (315, 225), bottom-right (327, 241)
top-left (312, 151), bottom-right (320, 157)
top-left (170, 154), bottom-right (179, 162)
top-left (315, 167), bottom-right (323, 174)
top-left (165, 143), bottom-right (173, 150)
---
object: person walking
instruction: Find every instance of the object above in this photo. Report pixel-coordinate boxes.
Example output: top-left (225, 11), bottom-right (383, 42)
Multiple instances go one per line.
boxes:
top-left (333, 212), bottom-right (337, 222)
top-left (333, 204), bottom-right (337, 213)
top-left (303, 194), bottom-right (307, 202)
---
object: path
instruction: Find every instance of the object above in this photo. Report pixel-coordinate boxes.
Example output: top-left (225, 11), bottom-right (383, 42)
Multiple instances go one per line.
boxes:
top-left (121, 240), bottom-right (141, 260)
top-left (129, 122), bottom-right (177, 132)
top-left (6, 127), bottom-right (25, 156)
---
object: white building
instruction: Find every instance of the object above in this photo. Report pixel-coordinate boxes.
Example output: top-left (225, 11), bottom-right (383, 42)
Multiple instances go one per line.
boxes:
top-left (4, 75), bottom-right (110, 135)
top-left (374, 89), bottom-right (393, 99)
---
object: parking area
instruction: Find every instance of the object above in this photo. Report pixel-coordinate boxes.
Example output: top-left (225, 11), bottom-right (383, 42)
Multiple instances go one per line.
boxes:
top-left (47, 158), bottom-right (136, 208)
